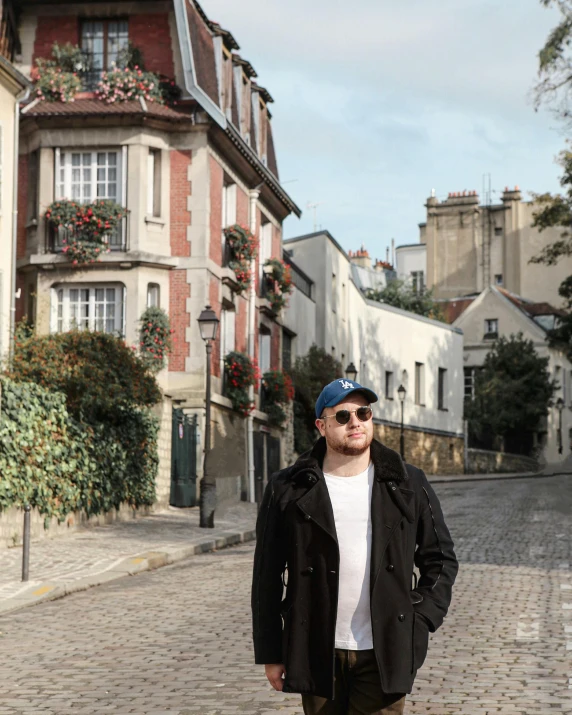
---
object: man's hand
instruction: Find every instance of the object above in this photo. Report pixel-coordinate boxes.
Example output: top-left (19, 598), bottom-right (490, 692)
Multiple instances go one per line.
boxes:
top-left (265, 663), bottom-right (286, 691)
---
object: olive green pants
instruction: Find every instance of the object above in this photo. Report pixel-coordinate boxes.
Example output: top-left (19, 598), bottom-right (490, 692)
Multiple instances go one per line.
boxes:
top-left (301, 649), bottom-right (406, 715)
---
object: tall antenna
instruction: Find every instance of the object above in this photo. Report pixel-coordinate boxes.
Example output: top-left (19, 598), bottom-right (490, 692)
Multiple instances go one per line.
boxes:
top-left (306, 201), bottom-right (324, 232)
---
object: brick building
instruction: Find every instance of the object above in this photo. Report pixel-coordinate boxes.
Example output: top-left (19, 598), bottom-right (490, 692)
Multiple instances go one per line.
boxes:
top-left (13, 0), bottom-right (300, 507)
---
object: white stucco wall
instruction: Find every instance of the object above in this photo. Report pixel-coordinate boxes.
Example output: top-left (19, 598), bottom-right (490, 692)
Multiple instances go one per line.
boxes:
top-left (395, 244), bottom-right (427, 284)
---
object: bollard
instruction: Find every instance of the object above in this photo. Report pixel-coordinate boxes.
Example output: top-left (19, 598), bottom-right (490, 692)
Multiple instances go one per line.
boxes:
top-left (22, 504), bottom-right (31, 582)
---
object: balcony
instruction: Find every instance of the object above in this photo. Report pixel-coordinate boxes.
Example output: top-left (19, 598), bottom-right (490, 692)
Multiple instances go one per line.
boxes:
top-left (45, 213), bottom-right (130, 254)
top-left (0, 2), bottom-right (20, 62)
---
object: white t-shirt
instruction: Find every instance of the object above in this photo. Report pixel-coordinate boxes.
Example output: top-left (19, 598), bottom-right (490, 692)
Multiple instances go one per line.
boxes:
top-left (324, 461), bottom-right (374, 650)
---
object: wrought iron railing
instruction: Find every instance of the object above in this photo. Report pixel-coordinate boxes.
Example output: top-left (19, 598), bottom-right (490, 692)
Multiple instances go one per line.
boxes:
top-left (45, 213), bottom-right (130, 254)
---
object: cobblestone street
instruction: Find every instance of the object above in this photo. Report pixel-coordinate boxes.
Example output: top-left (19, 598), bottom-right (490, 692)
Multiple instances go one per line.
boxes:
top-left (0, 475), bottom-right (571, 714)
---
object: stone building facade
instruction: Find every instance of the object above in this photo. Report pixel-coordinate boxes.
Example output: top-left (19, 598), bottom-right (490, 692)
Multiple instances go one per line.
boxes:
top-left (397, 188), bottom-right (572, 308)
top-left (13, 0), bottom-right (299, 507)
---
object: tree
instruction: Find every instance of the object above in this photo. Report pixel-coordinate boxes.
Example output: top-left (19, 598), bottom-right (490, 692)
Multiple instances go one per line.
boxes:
top-left (464, 333), bottom-right (557, 455)
top-left (289, 345), bottom-right (343, 454)
top-left (534, 0), bottom-right (572, 120)
top-left (364, 280), bottom-right (444, 321)
top-left (528, 148), bottom-right (572, 359)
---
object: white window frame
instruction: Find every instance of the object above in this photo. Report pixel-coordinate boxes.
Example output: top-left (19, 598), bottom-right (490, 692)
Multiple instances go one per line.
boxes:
top-left (259, 219), bottom-right (272, 284)
top-left (485, 318), bottom-right (498, 335)
top-left (51, 283), bottom-right (125, 335)
top-left (147, 283), bottom-right (160, 308)
top-left (147, 149), bottom-right (161, 217)
top-left (259, 330), bottom-right (271, 377)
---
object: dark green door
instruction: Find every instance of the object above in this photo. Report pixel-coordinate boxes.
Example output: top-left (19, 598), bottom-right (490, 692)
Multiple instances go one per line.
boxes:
top-left (170, 409), bottom-right (198, 508)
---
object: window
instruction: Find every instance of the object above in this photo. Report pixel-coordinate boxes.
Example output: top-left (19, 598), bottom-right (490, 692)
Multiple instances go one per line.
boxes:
top-left (259, 329), bottom-right (271, 377)
top-left (341, 282), bottom-right (346, 321)
top-left (494, 226), bottom-right (503, 236)
top-left (221, 179), bottom-right (237, 264)
top-left (147, 283), bottom-right (160, 308)
top-left (494, 274), bottom-right (503, 285)
top-left (259, 219), bottom-right (272, 288)
top-left (81, 20), bottom-right (129, 88)
top-left (53, 284), bottom-right (124, 334)
top-left (221, 309), bottom-right (236, 360)
top-left (438, 367), bottom-right (447, 410)
top-left (147, 149), bottom-right (161, 217)
top-left (464, 367), bottom-right (476, 400)
top-left (282, 330), bottom-right (293, 371)
top-left (484, 318), bottom-right (498, 338)
top-left (385, 370), bottom-right (394, 399)
top-left (411, 270), bottom-right (425, 294)
top-left (57, 150), bottom-right (121, 203)
top-left (415, 362), bottom-right (425, 406)
top-left (27, 150), bottom-right (39, 222)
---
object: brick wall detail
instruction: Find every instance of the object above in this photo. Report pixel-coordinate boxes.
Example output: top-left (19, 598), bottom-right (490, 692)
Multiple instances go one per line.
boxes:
top-left (168, 270), bottom-right (190, 372)
top-left (129, 15), bottom-right (175, 78)
top-left (32, 17), bottom-right (79, 63)
top-left (170, 150), bottom-right (192, 257)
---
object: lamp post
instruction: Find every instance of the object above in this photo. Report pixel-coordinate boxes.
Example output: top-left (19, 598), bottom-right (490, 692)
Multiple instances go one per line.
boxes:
top-left (345, 362), bottom-right (358, 382)
top-left (397, 383), bottom-right (406, 459)
top-left (197, 305), bottom-right (220, 528)
top-left (556, 397), bottom-right (564, 456)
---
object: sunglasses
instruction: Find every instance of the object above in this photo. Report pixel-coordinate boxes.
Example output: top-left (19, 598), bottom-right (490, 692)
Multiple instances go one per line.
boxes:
top-left (321, 406), bottom-right (373, 425)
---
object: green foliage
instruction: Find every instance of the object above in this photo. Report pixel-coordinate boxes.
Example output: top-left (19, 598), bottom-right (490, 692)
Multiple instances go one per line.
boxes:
top-left (289, 344), bottom-right (343, 454)
top-left (223, 351), bottom-right (260, 416)
top-left (0, 375), bottom-right (157, 521)
top-left (365, 279), bottom-right (444, 320)
top-left (534, 1), bottom-right (572, 118)
top-left (32, 42), bottom-right (91, 102)
top-left (139, 307), bottom-right (173, 374)
top-left (262, 258), bottom-right (293, 313)
top-left (261, 369), bottom-right (295, 427)
top-left (464, 333), bottom-right (556, 453)
top-left (45, 199), bottom-right (125, 264)
top-left (8, 328), bottom-right (162, 423)
top-left (224, 224), bottom-right (258, 293)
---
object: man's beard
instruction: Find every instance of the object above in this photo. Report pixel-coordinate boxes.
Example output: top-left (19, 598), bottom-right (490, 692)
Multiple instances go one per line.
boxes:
top-left (328, 431), bottom-right (373, 456)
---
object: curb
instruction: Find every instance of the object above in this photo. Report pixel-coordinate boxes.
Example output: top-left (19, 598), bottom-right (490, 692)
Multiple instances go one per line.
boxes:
top-left (429, 470), bottom-right (569, 484)
top-left (0, 527), bottom-right (257, 617)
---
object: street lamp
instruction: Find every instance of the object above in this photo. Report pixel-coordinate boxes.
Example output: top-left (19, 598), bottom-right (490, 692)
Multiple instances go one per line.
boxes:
top-left (345, 361), bottom-right (358, 382)
top-left (556, 397), bottom-right (564, 456)
top-left (397, 383), bottom-right (406, 460)
top-left (197, 305), bottom-right (220, 528)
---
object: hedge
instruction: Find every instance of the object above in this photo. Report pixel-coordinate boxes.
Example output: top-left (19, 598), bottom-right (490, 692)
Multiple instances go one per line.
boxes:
top-left (0, 375), bottom-right (158, 525)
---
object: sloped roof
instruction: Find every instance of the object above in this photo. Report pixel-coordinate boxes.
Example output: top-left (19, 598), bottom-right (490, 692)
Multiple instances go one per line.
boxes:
top-left (22, 97), bottom-right (194, 121)
top-left (438, 297), bottom-right (477, 324)
top-left (497, 287), bottom-right (566, 318)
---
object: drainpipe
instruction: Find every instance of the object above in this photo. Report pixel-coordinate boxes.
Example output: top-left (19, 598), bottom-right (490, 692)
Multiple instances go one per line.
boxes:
top-left (247, 186), bottom-right (261, 503)
top-left (9, 86), bottom-right (31, 367)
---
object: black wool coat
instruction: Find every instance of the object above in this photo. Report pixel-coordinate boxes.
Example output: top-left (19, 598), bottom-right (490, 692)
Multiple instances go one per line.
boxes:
top-left (251, 436), bottom-right (459, 700)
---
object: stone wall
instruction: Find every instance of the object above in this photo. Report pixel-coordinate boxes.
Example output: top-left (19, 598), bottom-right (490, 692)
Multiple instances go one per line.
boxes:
top-left (208, 401), bottom-right (248, 509)
top-left (467, 448), bottom-right (539, 475)
top-left (0, 502), bottom-right (153, 550)
top-left (373, 423), bottom-right (465, 475)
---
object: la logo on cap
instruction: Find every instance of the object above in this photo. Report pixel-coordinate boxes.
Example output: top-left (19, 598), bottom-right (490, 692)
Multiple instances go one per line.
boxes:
top-left (338, 379), bottom-right (354, 390)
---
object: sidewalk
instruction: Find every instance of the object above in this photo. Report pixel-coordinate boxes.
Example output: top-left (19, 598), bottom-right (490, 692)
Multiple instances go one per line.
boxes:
top-left (0, 502), bottom-right (258, 616)
top-left (0, 465), bottom-right (568, 618)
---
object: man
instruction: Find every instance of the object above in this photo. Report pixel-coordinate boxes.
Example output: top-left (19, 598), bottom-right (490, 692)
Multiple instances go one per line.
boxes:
top-left (251, 378), bottom-right (459, 714)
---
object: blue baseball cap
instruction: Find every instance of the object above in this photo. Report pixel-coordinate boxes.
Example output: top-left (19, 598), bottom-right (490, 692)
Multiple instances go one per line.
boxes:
top-left (315, 378), bottom-right (378, 418)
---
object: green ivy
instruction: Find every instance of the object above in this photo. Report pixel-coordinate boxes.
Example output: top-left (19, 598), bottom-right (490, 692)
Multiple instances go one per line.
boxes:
top-left (0, 376), bottom-right (158, 522)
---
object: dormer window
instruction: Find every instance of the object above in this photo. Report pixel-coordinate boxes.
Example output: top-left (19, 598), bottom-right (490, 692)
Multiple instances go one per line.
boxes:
top-left (81, 19), bottom-right (129, 89)
top-left (484, 318), bottom-right (498, 339)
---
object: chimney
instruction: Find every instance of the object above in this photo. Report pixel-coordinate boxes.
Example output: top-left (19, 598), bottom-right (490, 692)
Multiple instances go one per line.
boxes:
top-left (348, 243), bottom-right (371, 269)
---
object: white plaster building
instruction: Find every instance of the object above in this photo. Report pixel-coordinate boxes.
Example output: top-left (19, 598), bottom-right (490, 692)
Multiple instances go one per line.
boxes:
top-left (284, 230), bottom-right (465, 475)
top-left (452, 285), bottom-right (572, 464)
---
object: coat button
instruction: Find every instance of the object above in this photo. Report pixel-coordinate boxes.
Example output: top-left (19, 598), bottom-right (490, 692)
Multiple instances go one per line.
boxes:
top-left (386, 564), bottom-right (394, 572)
top-left (304, 514), bottom-right (311, 521)
top-left (308, 475), bottom-right (317, 484)
top-left (398, 614), bottom-right (405, 622)
top-left (304, 566), bottom-right (314, 574)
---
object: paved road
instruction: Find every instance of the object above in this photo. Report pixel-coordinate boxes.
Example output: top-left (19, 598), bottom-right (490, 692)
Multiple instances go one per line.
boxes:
top-left (0, 475), bottom-right (571, 714)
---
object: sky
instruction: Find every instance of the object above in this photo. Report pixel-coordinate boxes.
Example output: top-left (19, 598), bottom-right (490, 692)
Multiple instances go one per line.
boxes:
top-left (203, 0), bottom-right (565, 262)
